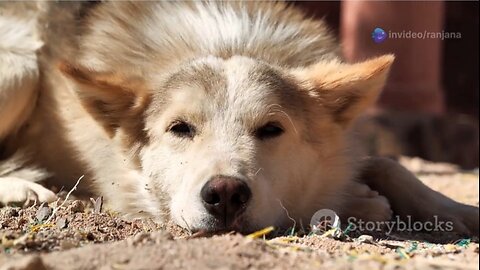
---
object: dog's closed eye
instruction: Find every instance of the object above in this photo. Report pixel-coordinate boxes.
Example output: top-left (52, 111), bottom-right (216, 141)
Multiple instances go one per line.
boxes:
top-left (255, 122), bottom-right (284, 140)
top-left (168, 120), bottom-right (196, 138)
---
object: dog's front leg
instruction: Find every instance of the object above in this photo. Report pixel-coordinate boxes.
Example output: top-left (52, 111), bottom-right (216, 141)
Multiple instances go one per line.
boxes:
top-left (0, 153), bottom-right (56, 206)
top-left (0, 176), bottom-right (56, 206)
top-left (359, 156), bottom-right (479, 236)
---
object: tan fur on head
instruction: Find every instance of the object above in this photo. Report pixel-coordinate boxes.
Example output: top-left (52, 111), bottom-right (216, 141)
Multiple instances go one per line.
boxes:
top-left (58, 61), bottom-right (151, 137)
top-left (293, 55), bottom-right (395, 126)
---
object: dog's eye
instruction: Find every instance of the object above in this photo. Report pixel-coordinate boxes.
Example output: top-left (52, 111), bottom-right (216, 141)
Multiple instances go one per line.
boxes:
top-left (255, 122), bottom-right (284, 140)
top-left (168, 121), bottom-right (195, 138)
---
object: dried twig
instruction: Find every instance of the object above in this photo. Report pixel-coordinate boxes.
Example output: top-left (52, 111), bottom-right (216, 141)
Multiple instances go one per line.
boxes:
top-left (45, 175), bottom-right (84, 224)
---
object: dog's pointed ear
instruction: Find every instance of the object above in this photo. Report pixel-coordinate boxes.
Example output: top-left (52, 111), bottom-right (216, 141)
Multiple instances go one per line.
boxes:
top-left (293, 55), bottom-right (394, 126)
top-left (58, 61), bottom-right (150, 135)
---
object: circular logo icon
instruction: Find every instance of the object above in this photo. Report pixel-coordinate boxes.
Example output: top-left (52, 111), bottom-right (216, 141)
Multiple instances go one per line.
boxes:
top-left (310, 209), bottom-right (341, 232)
top-left (372, 27), bottom-right (387, 43)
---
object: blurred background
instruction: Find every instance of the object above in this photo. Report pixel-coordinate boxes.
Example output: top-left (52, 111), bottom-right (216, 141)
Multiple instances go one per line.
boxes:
top-left (293, 1), bottom-right (479, 169)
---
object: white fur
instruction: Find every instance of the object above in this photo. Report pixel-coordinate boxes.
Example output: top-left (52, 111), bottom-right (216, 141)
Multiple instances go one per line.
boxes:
top-left (0, 14), bottom-right (43, 139)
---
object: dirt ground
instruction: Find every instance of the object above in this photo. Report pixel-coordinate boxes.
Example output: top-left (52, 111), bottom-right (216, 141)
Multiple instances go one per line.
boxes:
top-left (0, 157), bottom-right (478, 270)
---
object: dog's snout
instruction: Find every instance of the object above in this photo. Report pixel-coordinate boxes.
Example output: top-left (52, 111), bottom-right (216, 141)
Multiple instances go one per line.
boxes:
top-left (200, 176), bottom-right (251, 226)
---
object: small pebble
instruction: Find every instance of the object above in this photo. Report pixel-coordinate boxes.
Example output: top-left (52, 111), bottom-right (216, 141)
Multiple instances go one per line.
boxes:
top-left (35, 206), bottom-right (52, 223)
top-left (69, 200), bottom-right (85, 213)
top-left (86, 232), bottom-right (95, 241)
top-left (93, 196), bottom-right (103, 213)
top-left (56, 217), bottom-right (68, 229)
top-left (356, 234), bottom-right (374, 244)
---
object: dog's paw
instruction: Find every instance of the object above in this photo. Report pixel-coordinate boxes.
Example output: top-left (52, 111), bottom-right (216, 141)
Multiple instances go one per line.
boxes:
top-left (341, 182), bottom-right (393, 222)
top-left (0, 177), bottom-right (57, 206)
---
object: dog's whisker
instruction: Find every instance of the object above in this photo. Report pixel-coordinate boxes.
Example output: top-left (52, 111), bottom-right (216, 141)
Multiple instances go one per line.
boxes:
top-left (269, 108), bottom-right (298, 135)
top-left (277, 199), bottom-right (296, 233)
top-left (180, 213), bottom-right (193, 235)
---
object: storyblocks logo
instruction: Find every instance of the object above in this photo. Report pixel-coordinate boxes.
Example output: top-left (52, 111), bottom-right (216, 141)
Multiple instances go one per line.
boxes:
top-left (310, 209), bottom-right (454, 235)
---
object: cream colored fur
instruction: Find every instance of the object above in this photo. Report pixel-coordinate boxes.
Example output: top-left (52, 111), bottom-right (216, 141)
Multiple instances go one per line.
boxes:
top-left (0, 5), bottom-right (42, 140)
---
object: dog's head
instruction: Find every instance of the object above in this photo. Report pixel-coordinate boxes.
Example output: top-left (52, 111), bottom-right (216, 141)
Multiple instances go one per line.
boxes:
top-left (57, 2), bottom-right (393, 232)
top-left (60, 54), bottom-right (393, 232)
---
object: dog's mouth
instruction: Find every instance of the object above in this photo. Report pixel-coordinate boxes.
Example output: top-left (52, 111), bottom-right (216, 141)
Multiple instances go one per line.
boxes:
top-left (225, 210), bottom-right (250, 232)
top-left (196, 209), bottom-right (252, 233)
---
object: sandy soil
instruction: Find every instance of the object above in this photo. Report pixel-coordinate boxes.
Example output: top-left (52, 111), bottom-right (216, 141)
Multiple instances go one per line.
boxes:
top-left (0, 157), bottom-right (478, 270)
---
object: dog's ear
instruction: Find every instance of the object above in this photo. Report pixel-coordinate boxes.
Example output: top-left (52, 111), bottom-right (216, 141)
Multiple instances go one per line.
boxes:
top-left (58, 61), bottom-right (150, 135)
top-left (293, 55), bottom-right (394, 126)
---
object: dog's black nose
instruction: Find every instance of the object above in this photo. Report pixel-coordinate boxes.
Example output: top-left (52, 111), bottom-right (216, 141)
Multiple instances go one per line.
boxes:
top-left (200, 176), bottom-right (251, 226)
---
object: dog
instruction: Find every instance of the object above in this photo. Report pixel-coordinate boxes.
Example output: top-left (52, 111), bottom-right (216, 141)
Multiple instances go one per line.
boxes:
top-left (0, 1), bottom-right (478, 235)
